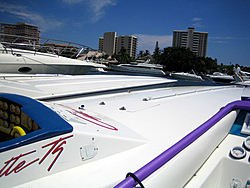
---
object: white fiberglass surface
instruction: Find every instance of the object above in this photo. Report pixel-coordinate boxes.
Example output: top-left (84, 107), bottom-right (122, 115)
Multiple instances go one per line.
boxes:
top-left (185, 135), bottom-right (250, 188)
top-left (0, 74), bottom-right (175, 99)
top-left (0, 74), bottom-right (245, 187)
top-left (12, 86), bottom-right (243, 187)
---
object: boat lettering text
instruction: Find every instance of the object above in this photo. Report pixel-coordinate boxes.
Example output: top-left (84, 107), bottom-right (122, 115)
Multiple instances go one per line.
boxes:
top-left (0, 135), bottom-right (73, 177)
top-left (39, 135), bottom-right (73, 171)
top-left (0, 150), bottom-right (38, 177)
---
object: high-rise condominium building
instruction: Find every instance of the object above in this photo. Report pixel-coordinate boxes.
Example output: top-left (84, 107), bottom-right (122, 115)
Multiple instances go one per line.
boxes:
top-left (1, 22), bottom-right (41, 44)
top-left (172, 27), bottom-right (208, 57)
top-left (99, 32), bottom-right (137, 59)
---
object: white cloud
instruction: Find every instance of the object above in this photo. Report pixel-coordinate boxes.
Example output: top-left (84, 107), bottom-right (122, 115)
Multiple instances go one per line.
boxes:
top-left (62, 0), bottom-right (84, 3)
top-left (210, 37), bottom-right (236, 40)
top-left (191, 17), bottom-right (205, 28)
top-left (0, 3), bottom-right (63, 32)
top-left (209, 36), bottom-right (250, 44)
top-left (88, 0), bottom-right (117, 22)
top-left (133, 34), bottom-right (172, 53)
top-left (192, 22), bottom-right (205, 28)
top-left (62, 0), bottom-right (117, 22)
top-left (192, 17), bottom-right (202, 22)
top-left (210, 40), bottom-right (229, 44)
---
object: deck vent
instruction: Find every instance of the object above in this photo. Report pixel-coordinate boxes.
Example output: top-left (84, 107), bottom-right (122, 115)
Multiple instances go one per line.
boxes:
top-left (119, 106), bottom-right (126, 110)
top-left (78, 105), bottom-right (85, 109)
top-left (142, 97), bottom-right (151, 101)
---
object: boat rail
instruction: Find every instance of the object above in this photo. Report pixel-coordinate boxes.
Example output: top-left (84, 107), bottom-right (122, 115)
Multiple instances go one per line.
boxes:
top-left (0, 34), bottom-right (95, 58)
top-left (233, 71), bottom-right (250, 84)
top-left (240, 71), bottom-right (250, 81)
top-left (114, 99), bottom-right (250, 188)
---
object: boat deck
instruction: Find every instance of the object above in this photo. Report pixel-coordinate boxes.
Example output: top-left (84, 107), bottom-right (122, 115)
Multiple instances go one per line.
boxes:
top-left (0, 73), bottom-right (248, 187)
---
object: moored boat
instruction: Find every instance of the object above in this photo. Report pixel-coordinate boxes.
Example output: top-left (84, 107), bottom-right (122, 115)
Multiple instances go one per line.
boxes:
top-left (0, 35), bottom-right (102, 75)
top-left (232, 69), bottom-right (250, 86)
top-left (208, 72), bottom-right (234, 83)
top-left (110, 62), bottom-right (165, 76)
top-left (171, 70), bottom-right (204, 81)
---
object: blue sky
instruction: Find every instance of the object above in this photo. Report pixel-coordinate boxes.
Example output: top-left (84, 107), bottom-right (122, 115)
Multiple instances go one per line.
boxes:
top-left (0, 0), bottom-right (249, 67)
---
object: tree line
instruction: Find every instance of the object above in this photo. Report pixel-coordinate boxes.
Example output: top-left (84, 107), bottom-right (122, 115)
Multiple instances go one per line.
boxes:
top-left (153, 46), bottom-right (218, 74)
top-left (110, 46), bottom-right (250, 74)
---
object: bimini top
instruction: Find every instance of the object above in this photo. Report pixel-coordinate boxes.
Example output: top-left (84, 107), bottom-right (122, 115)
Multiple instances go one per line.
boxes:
top-left (0, 93), bottom-right (73, 152)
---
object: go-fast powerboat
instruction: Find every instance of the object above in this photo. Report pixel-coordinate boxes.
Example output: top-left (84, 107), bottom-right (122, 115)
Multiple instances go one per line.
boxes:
top-left (0, 71), bottom-right (249, 187)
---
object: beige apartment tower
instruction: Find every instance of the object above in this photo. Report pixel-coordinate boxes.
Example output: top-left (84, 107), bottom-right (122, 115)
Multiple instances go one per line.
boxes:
top-left (99, 32), bottom-right (137, 59)
top-left (172, 27), bottom-right (208, 57)
top-left (1, 22), bottom-right (41, 44)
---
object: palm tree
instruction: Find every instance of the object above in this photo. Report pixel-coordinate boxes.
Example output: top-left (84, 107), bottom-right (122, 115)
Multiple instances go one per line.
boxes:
top-left (112, 47), bottom-right (131, 64)
top-left (153, 46), bottom-right (161, 64)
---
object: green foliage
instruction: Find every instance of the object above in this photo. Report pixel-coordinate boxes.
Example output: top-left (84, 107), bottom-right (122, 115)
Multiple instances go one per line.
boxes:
top-left (144, 50), bottom-right (150, 56)
top-left (157, 47), bottom-right (218, 73)
top-left (100, 54), bottom-right (109, 59)
top-left (241, 66), bottom-right (250, 72)
top-left (136, 46), bottom-right (249, 74)
top-left (138, 50), bottom-right (151, 58)
top-left (153, 47), bottom-right (160, 64)
top-left (112, 47), bottom-right (133, 64)
top-left (217, 64), bottom-right (234, 75)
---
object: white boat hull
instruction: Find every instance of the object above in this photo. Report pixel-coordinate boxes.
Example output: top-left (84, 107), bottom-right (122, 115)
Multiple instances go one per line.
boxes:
top-left (171, 72), bottom-right (203, 81)
top-left (110, 64), bottom-right (166, 76)
top-left (0, 48), bottom-right (95, 75)
top-left (210, 75), bottom-right (234, 83)
top-left (0, 63), bottom-right (93, 75)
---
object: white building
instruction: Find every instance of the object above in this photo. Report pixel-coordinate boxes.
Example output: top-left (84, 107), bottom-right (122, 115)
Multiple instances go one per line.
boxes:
top-left (172, 27), bottom-right (208, 57)
top-left (99, 32), bottom-right (137, 59)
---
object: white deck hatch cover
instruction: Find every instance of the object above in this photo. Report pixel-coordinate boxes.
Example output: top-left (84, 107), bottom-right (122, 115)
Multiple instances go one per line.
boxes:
top-left (80, 145), bottom-right (98, 161)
